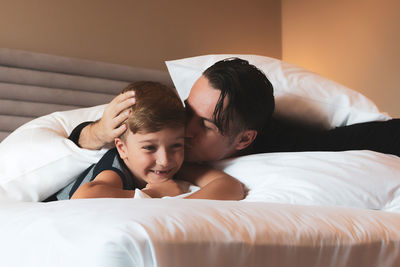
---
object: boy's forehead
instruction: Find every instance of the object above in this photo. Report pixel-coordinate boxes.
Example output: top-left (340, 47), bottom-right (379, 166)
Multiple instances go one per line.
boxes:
top-left (128, 127), bottom-right (185, 141)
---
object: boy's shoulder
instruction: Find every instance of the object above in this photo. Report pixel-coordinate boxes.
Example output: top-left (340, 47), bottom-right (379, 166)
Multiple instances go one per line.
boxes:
top-left (95, 148), bottom-right (136, 190)
top-left (94, 148), bottom-right (124, 177)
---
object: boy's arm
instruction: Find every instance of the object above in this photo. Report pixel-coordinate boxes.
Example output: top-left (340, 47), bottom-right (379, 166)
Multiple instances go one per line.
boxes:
top-left (71, 170), bottom-right (183, 199)
top-left (71, 170), bottom-right (135, 199)
top-left (70, 91), bottom-right (136, 150)
top-left (176, 163), bottom-right (245, 200)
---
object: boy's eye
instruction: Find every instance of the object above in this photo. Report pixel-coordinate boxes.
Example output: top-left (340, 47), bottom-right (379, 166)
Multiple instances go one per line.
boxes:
top-left (142, 145), bottom-right (156, 151)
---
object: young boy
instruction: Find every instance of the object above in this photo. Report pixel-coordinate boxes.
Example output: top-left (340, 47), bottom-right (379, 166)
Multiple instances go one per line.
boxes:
top-left (55, 81), bottom-right (244, 200)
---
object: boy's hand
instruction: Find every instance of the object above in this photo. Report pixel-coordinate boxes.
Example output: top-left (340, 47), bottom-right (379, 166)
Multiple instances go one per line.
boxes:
top-left (142, 180), bottom-right (184, 198)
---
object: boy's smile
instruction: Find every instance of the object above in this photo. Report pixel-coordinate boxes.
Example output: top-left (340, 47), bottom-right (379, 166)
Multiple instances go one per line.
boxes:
top-left (149, 169), bottom-right (173, 176)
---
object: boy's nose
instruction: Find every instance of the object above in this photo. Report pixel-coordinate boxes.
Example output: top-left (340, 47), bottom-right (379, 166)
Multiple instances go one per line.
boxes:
top-left (156, 149), bottom-right (169, 167)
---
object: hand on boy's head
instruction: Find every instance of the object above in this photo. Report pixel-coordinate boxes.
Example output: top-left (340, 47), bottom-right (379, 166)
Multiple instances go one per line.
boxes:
top-left (142, 179), bottom-right (183, 198)
top-left (94, 91), bottom-right (136, 146)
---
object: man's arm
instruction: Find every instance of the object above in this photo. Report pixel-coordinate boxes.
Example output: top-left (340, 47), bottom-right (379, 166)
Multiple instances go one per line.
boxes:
top-left (72, 170), bottom-right (184, 199)
top-left (177, 163), bottom-right (245, 200)
top-left (255, 118), bottom-right (400, 157)
top-left (70, 91), bottom-right (136, 150)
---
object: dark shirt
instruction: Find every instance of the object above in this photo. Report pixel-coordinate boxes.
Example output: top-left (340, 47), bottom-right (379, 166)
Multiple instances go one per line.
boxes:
top-left (254, 118), bottom-right (400, 157)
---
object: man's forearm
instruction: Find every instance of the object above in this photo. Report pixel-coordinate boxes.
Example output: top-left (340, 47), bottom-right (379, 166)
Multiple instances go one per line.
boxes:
top-left (78, 121), bottom-right (108, 150)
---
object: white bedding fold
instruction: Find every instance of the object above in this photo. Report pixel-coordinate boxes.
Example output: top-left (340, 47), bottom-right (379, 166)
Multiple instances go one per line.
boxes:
top-left (1, 199), bottom-right (399, 267)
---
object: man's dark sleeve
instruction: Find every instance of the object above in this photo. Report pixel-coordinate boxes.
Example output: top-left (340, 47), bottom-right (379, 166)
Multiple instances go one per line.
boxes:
top-left (68, 121), bottom-right (93, 147)
top-left (254, 119), bottom-right (400, 157)
top-left (320, 119), bottom-right (400, 156)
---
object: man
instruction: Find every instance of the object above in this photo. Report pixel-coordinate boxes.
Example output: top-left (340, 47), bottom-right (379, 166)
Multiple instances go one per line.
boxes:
top-left (70, 58), bottom-right (400, 162)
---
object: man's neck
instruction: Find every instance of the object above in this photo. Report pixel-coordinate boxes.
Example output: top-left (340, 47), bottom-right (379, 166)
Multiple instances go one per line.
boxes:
top-left (229, 145), bottom-right (254, 159)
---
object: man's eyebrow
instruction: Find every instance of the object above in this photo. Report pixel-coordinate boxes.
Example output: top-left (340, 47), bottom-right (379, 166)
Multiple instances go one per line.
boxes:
top-left (202, 117), bottom-right (216, 124)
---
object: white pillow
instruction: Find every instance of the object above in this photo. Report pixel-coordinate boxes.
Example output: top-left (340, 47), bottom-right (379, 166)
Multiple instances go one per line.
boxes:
top-left (212, 150), bottom-right (400, 212)
top-left (0, 105), bottom-right (108, 202)
top-left (165, 54), bottom-right (391, 129)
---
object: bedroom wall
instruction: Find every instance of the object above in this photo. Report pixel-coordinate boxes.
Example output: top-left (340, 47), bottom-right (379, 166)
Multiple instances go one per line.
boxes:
top-left (0, 0), bottom-right (281, 71)
top-left (282, 0), bottom-right (400, 117)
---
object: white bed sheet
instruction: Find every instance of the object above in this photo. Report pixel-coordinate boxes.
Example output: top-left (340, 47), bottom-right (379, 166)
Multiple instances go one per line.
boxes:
top-left (1, 198), bottom-right (399, 267)
top-left (1, 150), bottom-right (400, 267)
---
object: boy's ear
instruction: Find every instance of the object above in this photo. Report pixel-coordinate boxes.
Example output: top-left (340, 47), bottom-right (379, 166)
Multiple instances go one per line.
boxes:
top-left (234, 130), bottom-right (258, 151)
top-left (115, 138), bottom-right (128, 159)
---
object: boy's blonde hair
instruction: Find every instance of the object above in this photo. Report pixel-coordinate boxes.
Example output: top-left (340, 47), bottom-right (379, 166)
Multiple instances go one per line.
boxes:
top-left (121, 81), bottom-right (186, 136)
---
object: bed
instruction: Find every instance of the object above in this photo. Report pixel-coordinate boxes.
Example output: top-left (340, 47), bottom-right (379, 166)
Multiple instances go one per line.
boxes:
top-left (1, 48), bottom-right (400, 267)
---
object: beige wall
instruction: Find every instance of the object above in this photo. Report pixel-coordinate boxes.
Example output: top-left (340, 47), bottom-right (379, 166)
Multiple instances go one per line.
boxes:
top-left (4, 1), bottom-right (398, 116)
top-left (0, 0), bottom-right (281, 71)
top-left (282, 0), bottom-right (400, 117)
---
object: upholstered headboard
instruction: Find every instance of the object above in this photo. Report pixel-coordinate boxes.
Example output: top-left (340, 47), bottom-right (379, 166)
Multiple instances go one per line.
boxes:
top-left (0, 48), bottom-right (173, 142)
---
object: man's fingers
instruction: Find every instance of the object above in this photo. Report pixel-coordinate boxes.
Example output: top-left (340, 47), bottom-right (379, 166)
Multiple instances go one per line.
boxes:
top-left (106, 91), bottom-right (135, 117)
top-left (113, 123), bottom-right (128, 138)
top-left (112, 109), bottom-right (130, 129)
top-left (111, 90), bottom-right (135, 105)
top-left (115, 97), bottom-right (136, 116)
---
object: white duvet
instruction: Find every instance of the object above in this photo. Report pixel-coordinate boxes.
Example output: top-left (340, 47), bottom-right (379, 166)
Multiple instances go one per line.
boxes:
top-left (1, 199), bottom-right (399, 267)
top-left (1, 150), bottom-right (400, 267)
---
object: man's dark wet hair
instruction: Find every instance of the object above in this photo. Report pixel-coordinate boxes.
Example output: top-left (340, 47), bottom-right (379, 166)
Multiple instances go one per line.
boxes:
top-left (202, 58), bottom-right (275, 136)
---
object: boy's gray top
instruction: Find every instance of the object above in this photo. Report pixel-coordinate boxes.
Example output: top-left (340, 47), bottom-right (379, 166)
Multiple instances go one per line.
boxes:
top-left (54, 148), bottom-right (135, 200)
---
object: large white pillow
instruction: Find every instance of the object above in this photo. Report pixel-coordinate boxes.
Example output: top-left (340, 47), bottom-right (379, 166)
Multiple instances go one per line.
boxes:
top-left (0, 105), bottom-right (108, 202)
top-left (165, 54), bottom-right (391, 129)
top-left (213, 150), bottom-right (400, 212)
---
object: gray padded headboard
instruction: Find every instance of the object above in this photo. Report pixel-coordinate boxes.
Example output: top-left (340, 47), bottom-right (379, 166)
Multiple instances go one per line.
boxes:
top-left (0, 48), bottom-right (173, 142)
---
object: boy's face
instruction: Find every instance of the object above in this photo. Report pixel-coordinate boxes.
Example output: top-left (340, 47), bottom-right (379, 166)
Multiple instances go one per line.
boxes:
top-left (116, 127), bottom-right (185, 185)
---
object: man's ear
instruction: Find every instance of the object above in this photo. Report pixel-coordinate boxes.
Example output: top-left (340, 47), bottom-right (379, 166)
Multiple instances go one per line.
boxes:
top-left (234, 130), bottom-right (258, 151)
top-left (115, 138), bottom-right (128, 159)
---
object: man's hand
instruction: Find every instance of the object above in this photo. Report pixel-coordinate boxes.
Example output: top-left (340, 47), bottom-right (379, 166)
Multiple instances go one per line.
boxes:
top-left (177, 163), bottom-right (245, 200)
top-left (79, 91), bottom-right (136, 150)
top-left (141, 180), bottom-right (184, 198)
